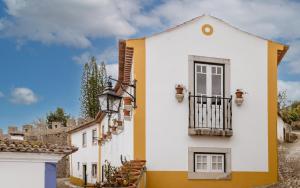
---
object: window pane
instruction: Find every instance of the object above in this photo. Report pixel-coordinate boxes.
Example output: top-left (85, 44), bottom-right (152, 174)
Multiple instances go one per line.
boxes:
top-left (212, 75), bottom-right (221, 95)
top-left (202, 66), bottom-right (206, 73)
top-left (212, 156), bottom-right (217, 163)
top-left (218, 156), bottom-right (223, 163)
top-left (196, 155), bottom-right (201, 162)
top-left (197, 73), bottom-right (206, 95)
top-left (197, 66), bottom-right (201, 72)
top-left (218, 163), bottom-right (222, 170)
top-left (212, 67), bottom-right (216, 74)
top-left (212, 163), bottom-right (217, 170)
top-left (217, 67), bottom-right (221, 74)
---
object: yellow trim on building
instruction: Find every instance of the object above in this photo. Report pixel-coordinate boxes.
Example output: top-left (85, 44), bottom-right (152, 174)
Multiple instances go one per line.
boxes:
top-left (126, 39), bottom-right (146, 160)
top-left (126, 38), bottom-right (287, 187)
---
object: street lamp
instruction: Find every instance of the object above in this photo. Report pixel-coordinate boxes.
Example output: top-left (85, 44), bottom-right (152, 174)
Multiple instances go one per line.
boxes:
top-left (98, 80), bottom-right (122, 115)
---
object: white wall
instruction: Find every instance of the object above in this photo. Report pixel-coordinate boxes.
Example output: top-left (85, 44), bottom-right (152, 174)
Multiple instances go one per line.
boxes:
top-left (101, 113), bottom-right (134, 167)
top-left (70, 123), bottom-right (99, 184)
top-left (277, 116), bottom-right (285, 142)
top-left (0, 152), bottom-right (62, 188)
top-left (146, 16), bottom-right (269, 172)
top-left (0, 161), bottom-right (44, 188)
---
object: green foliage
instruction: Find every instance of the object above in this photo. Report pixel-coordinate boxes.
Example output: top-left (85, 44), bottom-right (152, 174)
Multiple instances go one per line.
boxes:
top-left (80, 57), bottom-right (107, 119)
top-left (278, 90), bottom-right (300, 124)
top-left (46, 107), bottom-right (70, 126)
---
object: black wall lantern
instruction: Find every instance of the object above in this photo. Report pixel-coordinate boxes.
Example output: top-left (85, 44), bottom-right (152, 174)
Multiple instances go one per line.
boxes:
top-left (98, 76), bottom-right (137, 115)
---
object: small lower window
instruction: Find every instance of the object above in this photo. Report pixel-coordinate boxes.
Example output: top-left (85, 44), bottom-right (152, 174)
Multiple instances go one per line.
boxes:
top-left (77, 162), bottom-right (80, 171)
top-left (188, 147), bottom-right (231, 179)
top-left (195, 153), bottom-right (224, 172)
top-left (92, 164), bottom-right (97, 177)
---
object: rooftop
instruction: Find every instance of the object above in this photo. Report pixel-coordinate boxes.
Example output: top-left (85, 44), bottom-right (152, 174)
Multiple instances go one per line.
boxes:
top-left (0, 139), bottom-right (78, 155)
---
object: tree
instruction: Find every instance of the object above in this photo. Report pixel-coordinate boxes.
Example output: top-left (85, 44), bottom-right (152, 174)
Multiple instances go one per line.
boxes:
top-left (46, 107), bottom-right (70, 126)
top-left (80, 57), bottom-right (107, 118)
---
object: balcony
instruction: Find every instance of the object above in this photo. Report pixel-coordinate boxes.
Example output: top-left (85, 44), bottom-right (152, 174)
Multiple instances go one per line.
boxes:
top-left (188, 94), bottom-right (233, 137)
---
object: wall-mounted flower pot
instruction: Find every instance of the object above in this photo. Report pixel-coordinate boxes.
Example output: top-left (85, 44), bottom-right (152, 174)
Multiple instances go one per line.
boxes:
top-left (235, 89), bottom-right (244, 106)
top-left (175, 85), bottom-right (184, 94)
top-left (111, 126), bottom-right (118, 135)
top-left (107, 131), bottom-right (112, 140)
top-left (123, 97), bottom-right (132, 110)
top-left (102, 134), bottom-right (107, 140)
top-left (176, 94), bottom-right (184, 103)
top-left (117, 120), bottom-right (124, 131)
top-left (175, 84), bottom-right (185, 102)
top-left (123, 109), bottom-right (131, 121)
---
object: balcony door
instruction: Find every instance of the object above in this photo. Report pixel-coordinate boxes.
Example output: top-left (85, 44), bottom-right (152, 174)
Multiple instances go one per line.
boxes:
top-left (194, 62), bottom-right (224, 129)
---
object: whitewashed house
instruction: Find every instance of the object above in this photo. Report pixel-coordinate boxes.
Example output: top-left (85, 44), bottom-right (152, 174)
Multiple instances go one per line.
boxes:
top-left (68, 116), bottom-right (103, 185)
top-left (0, 139), bottom-right (76, 188)
top-left (77, 15), bottom-right (288, 188)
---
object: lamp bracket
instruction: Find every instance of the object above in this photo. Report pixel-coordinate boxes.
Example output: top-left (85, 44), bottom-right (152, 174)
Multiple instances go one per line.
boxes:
top-left (108, 76), bottom-right (137, 108)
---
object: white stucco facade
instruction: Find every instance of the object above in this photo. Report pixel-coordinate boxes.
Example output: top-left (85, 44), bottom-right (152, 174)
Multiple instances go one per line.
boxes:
top-left (145, 16), bottom-right (269, 172)
top-left (0, 152), bottom-right (62, 188)
top-left (101, 113), bottom-right (134, 167)
top-left (277, 116), bottom-right (285, 142)
top-left (70, 123), bottom-right (99, 184)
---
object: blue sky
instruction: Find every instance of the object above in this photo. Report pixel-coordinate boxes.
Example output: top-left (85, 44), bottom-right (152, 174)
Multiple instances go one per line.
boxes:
top-left (0, 0), bottom-right (300, 130)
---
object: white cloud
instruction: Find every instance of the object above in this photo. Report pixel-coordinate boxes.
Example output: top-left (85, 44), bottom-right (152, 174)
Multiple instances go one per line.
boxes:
top-left (10, 87), bottom-right (38, 105)
top-left (72, 52), bottom-right (91, 65)
top-left (106, 63), bottom-right (118, 79)
top-left (278, 80), bottom-right (300, 101)
top-left (0, 0), bottom-right (159, 48)
top-left (0, 91), bottom-right (4, 98)
top-left (1, 0), bottom-right (300, 75)
top-left (73, 46), bottom-right (118, 65)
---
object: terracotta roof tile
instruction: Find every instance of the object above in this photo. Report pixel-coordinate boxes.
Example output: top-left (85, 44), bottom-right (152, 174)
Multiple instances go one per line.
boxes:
top-left (0, 139), bottom-right (78, 155)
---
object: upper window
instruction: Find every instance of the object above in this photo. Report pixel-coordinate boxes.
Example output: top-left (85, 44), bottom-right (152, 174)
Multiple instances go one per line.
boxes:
top-left (82, 132), bottom-right (87, 147)
top-left (92, 129), bottom-right (97, 145)
top-left (195, 63), bottom-right (224, 98)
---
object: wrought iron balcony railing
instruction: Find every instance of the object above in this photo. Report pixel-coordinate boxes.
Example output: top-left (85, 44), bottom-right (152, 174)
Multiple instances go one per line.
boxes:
top-left (188, 93), bottom-right (232, 136)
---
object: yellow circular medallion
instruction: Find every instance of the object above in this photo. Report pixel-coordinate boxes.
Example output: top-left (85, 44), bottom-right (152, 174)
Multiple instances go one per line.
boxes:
top-left (201, 24), bottom-right (213, 36)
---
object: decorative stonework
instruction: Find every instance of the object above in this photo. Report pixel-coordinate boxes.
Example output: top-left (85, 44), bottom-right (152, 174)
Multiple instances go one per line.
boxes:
top-left (189, 128), bottom-right (233, 137)
top-left (201, 24), bottom-right (213, 36)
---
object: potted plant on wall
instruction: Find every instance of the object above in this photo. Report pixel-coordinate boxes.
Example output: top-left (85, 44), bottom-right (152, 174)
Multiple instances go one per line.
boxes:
top-left (116, 120), bottom-right (124, 131)
top-left (111, 125), bottom-right (118, 135)
top-left (123, 97), bottom-right (132, 111)
top-left (235, 89), bottom-right (244, 106)
top-left (107, 129), bottom-right (112, 140)
top-left (123, 109), bottom-right (131, 121)
top-left (175, 84), bottom-right (185, 103)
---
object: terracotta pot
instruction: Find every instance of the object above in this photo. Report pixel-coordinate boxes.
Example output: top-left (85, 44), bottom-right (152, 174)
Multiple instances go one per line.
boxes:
top-left (123, 97), bottom-right (132, 105)
top-left (175, 86), bottom-right (184, 94)
top-left (117, 120), bottom-right (123, 126)
top-left (235, 90), bottom-right (244, 98)
top-left (123, 109), bottom-right (130, 116)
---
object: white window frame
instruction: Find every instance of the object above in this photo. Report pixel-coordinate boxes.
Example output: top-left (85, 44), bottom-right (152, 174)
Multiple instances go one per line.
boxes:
top-left (195, 153), bottom-right (224, 173)
top-left (188, 147), bottom-right (231, 180)
top-left (92, 129), bottom-right (97, 145)
top-left (82, 132), bottom-right (87, 147)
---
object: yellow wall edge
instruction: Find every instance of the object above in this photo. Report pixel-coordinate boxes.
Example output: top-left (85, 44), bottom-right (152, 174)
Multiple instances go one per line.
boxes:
top-left (126, 39), bottom-right (146, 160)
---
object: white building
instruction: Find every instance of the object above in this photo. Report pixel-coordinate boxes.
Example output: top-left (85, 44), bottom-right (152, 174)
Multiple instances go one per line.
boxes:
top-left (0, 139), bottom-right (77, 188)
top-left (68, 116), bottom-right (102, 185)
top-left (74, 15), bottom-right (288, 188)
